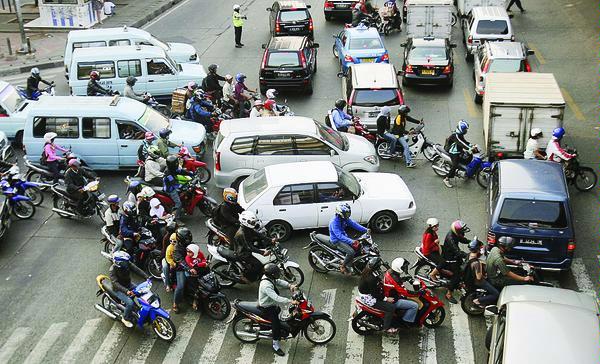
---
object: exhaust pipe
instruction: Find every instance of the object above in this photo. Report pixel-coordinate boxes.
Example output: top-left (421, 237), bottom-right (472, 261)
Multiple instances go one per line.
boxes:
top-left (309, 251), bottom-right (336, 268)
top-left (52, 208), bottom-right (77, 217)
top-left (100, 251), bottom-right (113, 260)
top-left (431, 164), bottom-right (450, 176)
top-left (94, 304), bottom-right (117, 319)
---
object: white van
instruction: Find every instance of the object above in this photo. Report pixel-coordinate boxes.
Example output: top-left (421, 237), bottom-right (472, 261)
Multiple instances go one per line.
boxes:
top-left (462, 7), bottom-right (514, 60)
top-left (64, 26), bottom-right (199, 78)
top-left (213, 116), bottom-right (379, 188)
top-left (68, 45), bottom-right (206, 100)
top-left (0, 81), bottom-right (34, 144)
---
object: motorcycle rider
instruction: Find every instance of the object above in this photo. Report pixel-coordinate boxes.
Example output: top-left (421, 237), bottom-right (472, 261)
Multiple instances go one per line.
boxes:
top-left (136, 186), bottom-right (155, 226)
top-left (202, 64), bottom-right (226, 102)
top-left (42, 132), bottom-right (68, 183)
top-left (213, 188), bottom-right (245, 240)
top-left (184, 81), bottom-right (198, 112)
top-left (137, 132), bottom-right (156, 162)
top-left (258, 263), bottom-right (298, 356)
top-left (222, 74), bottom-right (235, 106)
top-left (249, 99), bottom-right (264, 118)
top-left (523, 128), bottom-right (545, 160)
top-left (162, 232), bottom-right (177, 292)
top-left (392, 105), bottom-right (420, 168)
top-left (265, 89), bottom-right (284, 115)
top-left (172, 227), bottom-right (194, 312)
top-left (379, 1), bottom-right (401, 29)
top-left (329, 202), bottom-right (368, 275)
top-left (486, 237), bottom-right (533, 289)
top-left (109, 251), bottom-right (149, 328)
top-left (87, 71), bottom-right (112, 96)
top-left (123, 76), bottom-right (146, 102)
top-left (64, 159), bottom-right (94, 213)
top-left (464, 238), bottom-right (499, 308)
top-left (442, 220), bottom-right (470, 304)
top-left (119, 201), bottom-right (142, 253)
top-left (387, 258), bottom-right (419, 325)
top-left (352, 3), bottom-right (367, 26)
top-left (420, 218), bottom-right (445, 282)
top-left (187, 89), bottom-right (215, 133)
top-left (263, 100), bottom-right (277, 117)
top-left (376, 106), bottom-right (397, 156)
top-left (26, 67), bottom-right (53, 100)
top-left (104, 194), bottom-right (121, 237)
top-left (443, 120), bottom-right (473, 188)
top-left (144, 145), bottom-right (166, 186)
top-left (358, 257), bottom-right (398, 334)
top-left (163, 155), bottom-right (190, 221)
top-left (233, 73), bottom-right (256, 118)
top-left (331, 99), bottom-right (354, 133)
top-left (232, 211), bottom-right (271, 283)
top-left (546, 127), bottom-right (576, 163)
top-left (156, 128), bottom-right (180, 159)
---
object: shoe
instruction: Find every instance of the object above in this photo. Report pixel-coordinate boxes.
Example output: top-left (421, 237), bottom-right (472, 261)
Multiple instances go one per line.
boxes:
top-left (446, 295), bottom-right (458, 304)
top-left (121, 318), bottom-right (133, 328)
top-left (235, 44), bottom-right (242, 48)
top-left (406, 162), bottom-right (416, 168)
top-left (172, 304), bottom-right (179, 313)
top-left (443, 178), bottom-right (453, 188)
top-left (520, 8), bottom-right (526, 12)
top-left (273, 347), bottom-right (285, 357)
top-left (240, 43), bottom-right (245, 46)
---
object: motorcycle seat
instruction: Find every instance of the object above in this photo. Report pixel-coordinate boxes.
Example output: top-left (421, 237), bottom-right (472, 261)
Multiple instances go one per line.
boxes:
top-left (237, 301), bottom-right (267, 317)
top-left (100, 279), bottom-right (122, 302)
top-left (314, 234), bottom-right (335, 248)
top-left (217, 246), bottom-right (239, 261)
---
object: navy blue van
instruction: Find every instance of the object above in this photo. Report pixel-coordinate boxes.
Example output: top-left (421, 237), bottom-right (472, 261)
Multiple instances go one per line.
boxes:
top-left (487, 160), bottom-right (575, 270)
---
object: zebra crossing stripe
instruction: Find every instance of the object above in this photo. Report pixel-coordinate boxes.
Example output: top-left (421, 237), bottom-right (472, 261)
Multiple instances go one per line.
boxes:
top-left (450, 303), bottom-right (474, 364)
top-left (419, 328), bottom-right (437, 364)
top-left (344, 287), bottom-right (364, 364)
top-left (162, 312), bottom-right (199, 363)
top-left (130, 309), bottom-right (172, 364)
top-left (24, 322), bottom-right (69, 364)
top-left (310, 289), bottom-right (337, 364)
top-left (60, 318), bottom-right (102, 364)
top-left (236, 344), bottom-right (257, 364)
top-left (198, 322), bottom-right (230, 364)
top-left (0, 327), bottom-right (32, 363)
top-left (90, 322), bottom-right (124, 364)
top-left (381, 334), bottom-right (400, 362)
top-left (571, 258), bottom-right (597, 298)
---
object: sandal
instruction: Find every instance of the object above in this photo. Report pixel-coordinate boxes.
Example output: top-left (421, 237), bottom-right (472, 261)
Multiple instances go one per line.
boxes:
top-left (172, 304), bottom-right (179, 313)
top-left (192, 301), bottom-right (198, 311)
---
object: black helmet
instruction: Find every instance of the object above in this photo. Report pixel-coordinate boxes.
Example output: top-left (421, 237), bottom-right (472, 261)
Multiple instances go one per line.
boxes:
top-left (166, 155), bottom-right (179, 170)
top-left (166, 220), bottom-right (177, 234)
top-left (126, 76), bottom-right (137, 86)
top-left (176, 227), bottom-right (192, 244)
top-left (335, 99), bottom-right (347, 109)
top-left (468, 238), bottom-right (483, 253)
top-left (497, 236), bottom-right (515, 250)
top-left (398, 105), bottom-right (410, 115)
top-left (208, 64), bottom-right (218, 73)
top-left (264, 263), bottom-right (281, 279)
top-left (367, 257), bottom-right (382, 270)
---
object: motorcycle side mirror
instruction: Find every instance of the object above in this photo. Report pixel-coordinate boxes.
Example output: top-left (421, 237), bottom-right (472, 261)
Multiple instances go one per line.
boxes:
top-left (261, 44), bottom-right (267, 49)
top-left (337, 72), bottom-right (346, 78)
top-left (400, 42), bottom-right (407, 47)
top-left (484, 306), bottom-right (499, 317)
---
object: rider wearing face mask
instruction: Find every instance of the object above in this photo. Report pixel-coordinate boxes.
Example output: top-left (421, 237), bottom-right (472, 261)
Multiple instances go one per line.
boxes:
top-left (109, 251), bottom-right (149, 328)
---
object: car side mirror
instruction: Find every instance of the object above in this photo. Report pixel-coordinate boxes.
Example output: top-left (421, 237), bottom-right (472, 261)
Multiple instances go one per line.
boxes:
top-left (266, 7), bottom-right (272, 11)
top-left (337, 72), bottom-right (345, 78)
top-left (484, 306), bottom-right (499, 317)
top-left (306, 4), bottom-right (311, 8)
top-left (400, 42), bottom-right (407, 47)
top-left (312, 43), bottom-right (320, 48)
top-left (450, 43), bottom-right (457, 48)
top-left (261, 44), bottom-right (267, 49)
top-left (526, 49), bottom-right (535, 55)
top-left (397, 70), bottom-right (405, 76)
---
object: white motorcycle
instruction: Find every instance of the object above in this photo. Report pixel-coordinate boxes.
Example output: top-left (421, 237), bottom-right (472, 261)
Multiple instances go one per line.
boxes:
top-left (375, 122), bottom-right (439, 162)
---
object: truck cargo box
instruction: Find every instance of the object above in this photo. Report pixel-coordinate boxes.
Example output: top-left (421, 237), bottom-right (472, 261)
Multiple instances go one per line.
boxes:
top-left (405, 0), bottom-right (453, 39)
top-left (457, 0), bottom-right (506, 16)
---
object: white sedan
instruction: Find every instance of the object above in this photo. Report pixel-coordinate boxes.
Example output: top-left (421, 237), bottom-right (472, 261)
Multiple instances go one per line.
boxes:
top-left (238, 161), bottom-right (416, 241)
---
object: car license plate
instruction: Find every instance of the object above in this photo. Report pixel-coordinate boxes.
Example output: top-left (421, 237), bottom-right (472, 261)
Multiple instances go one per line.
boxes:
top-left (421, 69), bottom-right (435, 75)
top-left (335, 3), bottom-right (349, 8)
top-left (289, 27), bottom-right (301, 32)
top-left (520, 239), bottom-right (543, 246)
top-left (361, 58), bottom-right (375, 63)
top-left (276, 72), bottom-right (292, 78)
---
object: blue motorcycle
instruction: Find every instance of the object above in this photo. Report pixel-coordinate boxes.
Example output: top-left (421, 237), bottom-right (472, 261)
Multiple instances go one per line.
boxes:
top-left (0, 180), bottom-right (36, 219)
top-left (431, 145), bottom-right (492, 188)
top-left (95, 275), bottom-right (177, 342)
top-left (16, 84), bottom-right (55, 101)
top-left (3, 165), bottom-right (44, 206)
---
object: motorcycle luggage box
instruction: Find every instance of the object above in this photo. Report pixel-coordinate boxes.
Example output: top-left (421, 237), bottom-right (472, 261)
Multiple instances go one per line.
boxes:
top-left (171, 88), bottom-right (187, 114)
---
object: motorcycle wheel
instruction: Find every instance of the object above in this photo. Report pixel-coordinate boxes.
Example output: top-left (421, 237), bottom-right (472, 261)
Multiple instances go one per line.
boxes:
top-left (152, 316), bottom-right (177, 342)
top-left (101, 294), bottom-right (119, 313)
top-left (414, 263), bottom-right (434, 278)
top-left (103, 238), bottom-right (115, 254)
top-left (146, 252), bottom-right (163, 280)
top-left (461, 292), bottom-right (485, 316)
top-left (195, 166), bottom-right (211, 184)
top-left (232, 316), bottom-right (260, 343)
top-left (477, 167), bottom-right (491, 188)
top-left (384, 23), bottom-right (392, 35)
top-left (304, 316), bottom-right (337, 345)
top-left (204, 295), bottom-right (231, 321)
top-left (375, 140), bottom-right (393, 160)
top-left (24, 186), bottom-right (44, 206)
top-left (307, 247), bottom-right (335, 273)
top-left (282, 266), bottom-right (305, 287)
top-left (211, 261), bottom-right (237, 288)
top-left (574, 167), bottom-right (597, 192)
top-left (26, 171), bottom-right (52, 191)
top-left (351, 311), bottom-right (378, 336)
top-left (423, 307), bottom-right (446, 328)
top-left (53, 195), bottom-right (72, 218)
top-left (199, 198), bottom-right (216, 217)
top-left (432, 158), bottom-right (450, 177)
top-left (423, 144), bottom-right (438, 162)
top-left (13, 200), bottom-right (35, 219)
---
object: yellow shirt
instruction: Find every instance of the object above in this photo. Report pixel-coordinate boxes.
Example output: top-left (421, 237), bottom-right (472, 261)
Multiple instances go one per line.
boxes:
top-left (233, 11), bottom-right (244, 27)
top-left (165, 243), bottom-right (176, 268)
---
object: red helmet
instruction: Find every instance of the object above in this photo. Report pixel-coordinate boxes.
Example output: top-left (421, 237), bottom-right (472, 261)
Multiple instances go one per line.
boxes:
top-left (90, 71), bottom-right (100, 80)
top-left (264, 99), bottom-right (276, 111)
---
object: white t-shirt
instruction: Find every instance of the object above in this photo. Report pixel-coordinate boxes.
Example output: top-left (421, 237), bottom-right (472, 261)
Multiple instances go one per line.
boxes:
top-left (523, 138), bottom-right (539, 159)
top-left (150, 205), bottom-right (165, 218)
top-left (104, 209), bottom-right (119, 227)
top-left (249, 107), bottom-right (262, 118)
top-left (103, 2), bottom-right (115, 15)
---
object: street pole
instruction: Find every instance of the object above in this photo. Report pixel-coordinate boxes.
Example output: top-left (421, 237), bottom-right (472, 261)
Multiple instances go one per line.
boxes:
top-left (13, 0), bottom-right (30, 54)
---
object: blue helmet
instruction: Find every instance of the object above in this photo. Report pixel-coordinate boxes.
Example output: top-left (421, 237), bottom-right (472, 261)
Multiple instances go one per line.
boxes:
top-left (468, 238), bottom-right (483, 253)
top-left (113, 251), bottom-right (131, 268)
top-left (335, 202), bottom-right (351, 219)
top-left (235, 73), bottom-right (246, 83)
top-left (552, 127), bottom-right (565, 139)
top-left (159, 128), bottom-right (171, 139)
top-left (456, 120), bottom-right (469, 134)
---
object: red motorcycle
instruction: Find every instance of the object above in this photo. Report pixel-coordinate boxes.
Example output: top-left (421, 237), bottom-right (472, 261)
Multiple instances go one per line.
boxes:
top-left (178, 146), bottom-right (211, 183)
top-left (325, 112), bottom-right (376, 144)
top-left (351, 271), bottom-right (445, 335)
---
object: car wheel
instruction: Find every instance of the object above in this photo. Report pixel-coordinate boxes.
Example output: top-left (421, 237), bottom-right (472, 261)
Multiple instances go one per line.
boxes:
top-left (370, 211), bottom-right (397, 233)
top-left (402, 77), bottom-right (408, 87)
top-left (465, 52), bottom-right (474, 62)
top-left (260, 86), bottom-right (268, 95)
top-left (313, 57), bottom-right (318, 73)
top-left (266, 220), bottom-right (292, 241)
top-left (325, 13), bottom-right (332, 21)
top-left (474, 93), bottom-right (483, 104)
top-left (305, 81), bottom-right (314, 95)
top-left (14, 130), bottom-right (23, 149)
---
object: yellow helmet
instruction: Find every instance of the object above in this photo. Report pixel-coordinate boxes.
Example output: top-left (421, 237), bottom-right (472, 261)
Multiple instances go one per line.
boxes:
top-left (169, 233), bottom-right (177, 242)
top-left (223, 188), bottom-right (238, 202)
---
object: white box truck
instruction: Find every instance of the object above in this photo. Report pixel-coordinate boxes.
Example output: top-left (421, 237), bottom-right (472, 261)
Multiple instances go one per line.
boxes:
top-left (405, 0), bottom-right (453, 39)
top-left (483, 73), bottom-right (565, 159)
top-left (457, 0), bottom-right (506, 17)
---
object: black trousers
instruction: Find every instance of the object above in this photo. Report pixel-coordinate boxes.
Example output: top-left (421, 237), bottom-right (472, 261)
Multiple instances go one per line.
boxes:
top-left (447, 154), bottom-right (460, 178)
top-left (47, 160), bottom-right (60, 183)
top-left (507, 0), bottom-right (524, 11)
top-left (234, 26), bottom-right (243, 45)
top-left (262, 306), bottom-right (282, 340)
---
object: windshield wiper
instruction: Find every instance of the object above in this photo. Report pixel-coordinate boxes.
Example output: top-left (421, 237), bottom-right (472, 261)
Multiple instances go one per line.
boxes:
top-left (277, 63), bottom-right (297, 68)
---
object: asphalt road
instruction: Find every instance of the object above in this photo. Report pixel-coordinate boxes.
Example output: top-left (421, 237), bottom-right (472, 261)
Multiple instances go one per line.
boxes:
top-left (0, 0), bottom-right (597, 363)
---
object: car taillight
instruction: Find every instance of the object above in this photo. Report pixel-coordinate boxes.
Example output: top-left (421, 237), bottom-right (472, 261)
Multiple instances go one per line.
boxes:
top-left (276, 20), bottom-right (281, 33)
top-left (442, 65), bottom-right (452, 74)
top-left (300, 52), bottom-right (307, 68)
top-left (215, 152), bottom-right (221, 171)
top-left (395, 89), bottom-right (404, 104)
top-left (348, 90), bottom-right (355, 109)
top-left (567, 240), bottom-right (576, 253)
top-left (261, 51), bottom-right (268, 69)
top-left (324, 1), bottom-right (334, 8)
top-left (524, 60), bottom-right (531, 72)
top-left (405, 64), bottom-right (414, 73)
top-left (487, 231), bottom-right (496, 244)
top-left (381, 53), bottom-right (389, 62)
top-left (467, 36), bottom-right (473, 45)
top-left (344, 55), bottom-right (354, 62)
top-left (309, 18), bottom-right (313, 31)
top-left (496, 152), bottom-right (504, 159)
top-left (483, 60), bottom-right (490, 73)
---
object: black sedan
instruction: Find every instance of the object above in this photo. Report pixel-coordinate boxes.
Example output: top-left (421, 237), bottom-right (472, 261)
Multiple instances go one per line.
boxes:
top-left (401, 37), bottom-right (456, 88)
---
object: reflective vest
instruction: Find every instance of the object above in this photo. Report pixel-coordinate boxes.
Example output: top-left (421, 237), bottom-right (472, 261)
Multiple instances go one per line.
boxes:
top-left (232, 12), bottom-right (244, 27)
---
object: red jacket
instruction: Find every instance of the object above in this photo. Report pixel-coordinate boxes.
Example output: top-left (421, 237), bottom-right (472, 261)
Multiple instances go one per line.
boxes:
top-left (421, 232), bottom-right (439, 256)
top-left (185, 251), bottom-right (207, 269)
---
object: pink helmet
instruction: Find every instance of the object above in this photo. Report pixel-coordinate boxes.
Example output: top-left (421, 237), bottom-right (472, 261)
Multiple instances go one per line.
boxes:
top-left (179, 146), bottom-right (190, 157)
top-left (187, 81), bottom-right (198, 91)
top-left (68, 158), bottom-right (80, 167)
top-left (144, 131), bottom-right (156, 141)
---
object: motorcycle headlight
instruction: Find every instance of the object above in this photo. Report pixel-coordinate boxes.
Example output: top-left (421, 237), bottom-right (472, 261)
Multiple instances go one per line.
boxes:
top-left (150, 299), bottom-right (160, 308)
top-left (193, 145), bottom-right (202, 153)
top-left (364, 155), bottom-right (377, 165)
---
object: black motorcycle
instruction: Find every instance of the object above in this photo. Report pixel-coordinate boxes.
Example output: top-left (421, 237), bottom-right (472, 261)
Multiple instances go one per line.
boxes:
top-left (564, 148), bottom-right (597, 192)
top-left (166, 271), bottom-right (231, 320)
top-left (51, 179), bottom-right (107, 221)
top-left (24, 152), bottom-right (96, 191)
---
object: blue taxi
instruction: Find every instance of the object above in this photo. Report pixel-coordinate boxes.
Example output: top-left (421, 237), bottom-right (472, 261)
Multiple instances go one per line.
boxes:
top-left (332, 25), bottom-right (389, 74)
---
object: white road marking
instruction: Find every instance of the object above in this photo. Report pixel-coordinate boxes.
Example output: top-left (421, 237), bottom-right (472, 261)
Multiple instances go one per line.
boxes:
top-left (309, 289), bottom-right (337, 364)
top-left (198, 322), bottom-right (230, 364)
top-left (236, 344), bottom-right (257, 364)
top-left (24, 322), bottom-right (69, 364)
top-left (162, 312), bottom-right (198, 363)
top-left (60, 318), bottom-right (102, 364)
top-left (90, 322), bottom-right (124, 364)
top-left (272, 344), bottom-right (291, 364)
top-left (571, 258), bottom-right (597, 297)
top-left (143, 0), bottom-right (194, 30)
top-left (130, 309), bottom-right (172, 364)
top-left (0, 327), bottom-right (32, 363)
top-left (419, 328), bottom-right (437, 364)
top-left (450, 303), bottom-right (474, 364)
top-left (344, 287), bottom-right (364, 364)
top-left (381, 333), bottom-right (400, 363)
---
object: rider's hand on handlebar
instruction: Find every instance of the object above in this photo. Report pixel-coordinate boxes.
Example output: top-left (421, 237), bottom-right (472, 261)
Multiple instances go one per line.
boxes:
top-left (290, 284), bottom-right (298, 292)
top-left (127, 290), bottom-right (135, 297)
top-left (291, 300), bottom-right (300, 305)
top-left (523, 275), bottom-right (534, 282)
top-left (383, 297), bottom-right (394, 303)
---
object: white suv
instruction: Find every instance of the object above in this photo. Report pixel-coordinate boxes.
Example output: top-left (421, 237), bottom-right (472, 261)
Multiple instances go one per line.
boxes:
top-left (462, 7), bottom-right (514, 61)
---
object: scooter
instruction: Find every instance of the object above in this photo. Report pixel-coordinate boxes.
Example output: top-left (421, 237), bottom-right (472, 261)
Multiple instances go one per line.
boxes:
top-left (165, 271), bottom-right (231, 320)
top-left (410, 246), bottom-right (457, 289)
top-left (0, 180), bottom-right (35, 219)
top-left (377, 7), bottom-right (402, 35)
top-left (51, 180), bottom-right (107, 221)
top-left (205, 218), bottom-right (236, 247)
top-left (375, 123), bottom-right (438, 162)
top-left (229, 289), bottom-right (336, 345)
top-left (24, 151), bottom-right (96, 191)
top-left (431, 144), bottom-right (492, 188)
top-left (178, 146), bottom-right (211, 184)
top-left (16, 84), bottom-right (55, 101)
top-left (95, 275), bottom-right (176, 342)
top-left (2, 165), bottom-right (44, 206)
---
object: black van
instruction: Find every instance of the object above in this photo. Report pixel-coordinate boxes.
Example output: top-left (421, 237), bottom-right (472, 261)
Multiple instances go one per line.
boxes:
top-left (487, 159), bottom-right (575, 271)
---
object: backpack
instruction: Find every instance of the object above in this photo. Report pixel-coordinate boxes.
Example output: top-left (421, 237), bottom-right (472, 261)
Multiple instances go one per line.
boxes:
top-left (462, 257), bottom-right (480, 291)
top-left (40, 143), bottom-right (49, 165)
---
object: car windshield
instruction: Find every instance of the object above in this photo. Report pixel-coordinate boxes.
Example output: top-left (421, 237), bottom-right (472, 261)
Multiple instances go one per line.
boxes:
top-left (0, 85), bottom-right (24, 113)
top-left (349, 37), bottom-right (383, 50)
top-left (353, 89), bottom-right (398, 107)
top-left (315, 121), bottom-right (348, 151)
top-left (242, 169), bottom-right (268, 204)
top-left (489, 59), bottom-right (522, 72)
top-left (476, 20), bottom-right (509, 35)
top-left (267, 52), bottom-right (300, 67)
top-left (335, 165), bottom-right (361, 197)
top-left (279, 9), bottom-right (309, 21)
top-left (498, 199), bottom-right (567, 228)
top-left (138, 107), bottom-right (170, 132)
top-left (410, 46), bottom-right (447, 60)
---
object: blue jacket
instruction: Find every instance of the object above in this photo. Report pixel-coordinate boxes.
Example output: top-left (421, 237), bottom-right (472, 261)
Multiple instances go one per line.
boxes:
top-left (332, 108), bottom-right (352, 129)
top-left (119, 214), bottom-right (140, 239)
top-left (329, 215), bottom-right (367, 245)
top-left (187, 100), bottom-right (213, 121)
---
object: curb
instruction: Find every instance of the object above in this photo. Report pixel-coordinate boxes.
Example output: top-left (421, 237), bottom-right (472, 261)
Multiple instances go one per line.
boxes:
top-left (0, 0), bottom-right (184, 78)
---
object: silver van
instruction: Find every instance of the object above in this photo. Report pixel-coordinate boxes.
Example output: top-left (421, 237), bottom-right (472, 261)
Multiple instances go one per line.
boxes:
top-left (462, 7), bottom-right (514, 61)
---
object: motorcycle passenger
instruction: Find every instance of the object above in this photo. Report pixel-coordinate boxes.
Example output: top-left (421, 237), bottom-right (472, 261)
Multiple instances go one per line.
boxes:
top-left (329, 202), bottom-right (368, 275)
top-left (262, 100), bottom-right (277, 117)
top-left (64, 159), bottom-right (94, 213)
top-left (486, 237), bottom-right (533, 289)
top-left (442, 220), bottom-right (470, 304)
top-left (358, 257), bottom-right (398, 334)
top-left (392, 105), bottom-right (420, 168)
top-left (546, 127), bottom-right (576, 163)
top-left (172, 227), bottom-right (193, 312)
top-left (232, 211), bottom-right (271, 282)
top-left (233, 73), bottom-right (256, 118)
top-left (265, 89), bottom-right (284, 115)
top-left (163, 155), bottom-right (190, 221)
top-left (258, 263), bottom-right (298, 356)
top-left (136, 186), bottom-right (155, 226)
top-left (379, 1), bottom-right (400, 28)
top-left (249, 99), bottom-right (264, 118)
top-left (387, 258), bottom-right (419, 325)
top-left (156, 128), bottom-right (180, 159)
top-left (26, 67), bottom-right (53, 100)
top-left (464, 239), bottom-right (499, 307)
top-left (331, 99), bottom-right (353, 133)
top-left (109, 251), bottom-right (149, 328)
top-left (187, 90), bottom-right (215, 133)
top-left (162, 232), bottom-right (177, 292)
top-left (213, 188), bottom-right (245, 240)
top-left (443, 120), bottom-right (473, 188)
top-left (42, 132), bottom-right (68, 183)
top-left (202, 64), bottom-right (226, 101)
top-left (352, 3), bottom-right (367, 26)
top-left (104, 194), bottom-right (121, 237)
top-left (144, 145), bottom-right (166, 186)
top-left (138, 132), bottom-right (156, 162)
top-left (184, 81), bottom-right (198, 112)
top-left (87, 71), bottom-right (111, 96)
top-left (123, 76), bottom-right (146, 102)
top-left (184, 243), bottom-right (209, 310)
top-left (420, 218), bottom-right (446, 282)
top-left (119, 201), bottom-right (142, 253)
top-left (222, 74), bottom-right (235, 105)
top-left (523, 128), bottom-right (545, 160)
top-left (148, 197), bottom-right (169, 241)
top-left (376, 106), bottom-right (397, 156)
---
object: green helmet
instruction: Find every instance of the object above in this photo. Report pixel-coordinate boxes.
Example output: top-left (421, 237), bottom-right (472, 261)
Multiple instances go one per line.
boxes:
top-left (147, 145), bottom-right (160, 159)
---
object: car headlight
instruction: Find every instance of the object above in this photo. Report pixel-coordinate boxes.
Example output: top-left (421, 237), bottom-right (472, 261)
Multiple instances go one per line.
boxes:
top-left (189, 54), bottom-right (198, 61)
top-left (364, 155), bottom-right (377, 165)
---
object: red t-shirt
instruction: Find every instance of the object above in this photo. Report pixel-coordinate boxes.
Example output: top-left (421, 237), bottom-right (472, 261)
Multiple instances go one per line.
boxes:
top-left (185, 251), bottom-right (207, 269)
top-left (421, 232), bottom-right (439, 256)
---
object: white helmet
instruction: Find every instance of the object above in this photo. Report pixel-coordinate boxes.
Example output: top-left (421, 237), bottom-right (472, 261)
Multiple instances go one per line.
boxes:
top-left (265, 89), bottom-right (277, 99)
top-left (43, 132), bottom-right (57, 143)
top-left (186, 243), bottom-right (200, 258)
top-left (239, 210), bottom-right (259, 229)
top-left (354, 3), bottom-right (362, 10)
top-left (530, 128), bottom-right (543, 137)
top-left (224, 74), bottom-right (233, 81)
top-left (426, 217), bottom-right (439, 227)
top-left (138, 186), bottom-right (155, 199)
top-left (233, 4), bottom-right (240, 10)
top-left (149, 197), bottom-right (161, 209)
top-left (391, 258), bottom-right (409, 274)
top-left (31, 67), bottom-right (40, 75)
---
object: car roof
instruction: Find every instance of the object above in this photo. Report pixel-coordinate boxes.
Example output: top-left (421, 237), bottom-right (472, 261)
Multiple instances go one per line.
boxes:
top-left (71, 45), bottom-right (166, 60)
top-left (0, 81), bottom-right (10, 92)
top-left (486, 41), bottom-right (525, 59)
top-left (219, 116), bottom-right (317, 136)
top-left (350, 63), bottom-right (398, 89)
top-left (471, 6), bottom-right (509, 18)
top-left (411, 37), bottom-right (446, 47)
top-left (264, 161), bottom-right (337, 186)
top-left (268, 36), bottom-right (307, 50)
top-left (67, 26), bottom-right (150, 40)
top-left (26, 95), bottom-right (147, 119)
top-left (277, 0), bottom-right (308, 9)
top-left (498, 159), bottom-right (567, 197)
top-left (346, 25), bottom-right (381, 39)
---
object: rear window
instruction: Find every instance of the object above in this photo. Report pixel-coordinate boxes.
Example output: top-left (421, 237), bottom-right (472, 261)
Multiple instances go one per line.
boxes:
top-left (409, 46), bottom-right (447, 60)
top-left (353, 89), bottom-right (398, 107)
top-left (476, 20), bottom-right (509, 35)
top-left (349, 37), bottom-right (383, 50)
top-left (267, 52), bottom-right (300, 67)
top-left (498, 199), bottom-right (568, 229)
top-left (489, 59), bottom-right (523, 72)
top-left (242, 169), bottom-right (268, 204)
top-left (279, 10), bottom-right (309, 22)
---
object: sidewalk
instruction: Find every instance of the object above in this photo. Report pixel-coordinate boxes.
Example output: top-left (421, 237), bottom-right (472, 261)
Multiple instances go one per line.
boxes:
top-left (0, 0), bottom-right (185, 77)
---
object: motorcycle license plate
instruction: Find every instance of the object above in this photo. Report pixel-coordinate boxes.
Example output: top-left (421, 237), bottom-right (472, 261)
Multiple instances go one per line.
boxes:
top-left (421, 69), bottom-right (435, 75)
top-left (361, 58), bottom-right (376, 63)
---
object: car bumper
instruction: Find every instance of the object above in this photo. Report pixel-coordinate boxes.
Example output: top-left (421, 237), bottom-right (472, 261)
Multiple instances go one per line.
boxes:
top-left (260, 76), bottom-right (312, 89)
top-left (404, 73), bottom-right (453, 85)
top-left (215, 172), bottom-right (235, 189)
top-left (396, 205), bottom-right (417, 221)
top-left (324, 8), bottom-right (353, 15)
top-left (506, 254), bottom-right (573, 271)
top-left (275, 30), bottom-right (313, 38)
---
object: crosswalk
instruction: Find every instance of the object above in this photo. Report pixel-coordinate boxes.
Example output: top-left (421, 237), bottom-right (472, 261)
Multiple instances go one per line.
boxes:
top-left (0, 264), bottom-right (597, 364)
